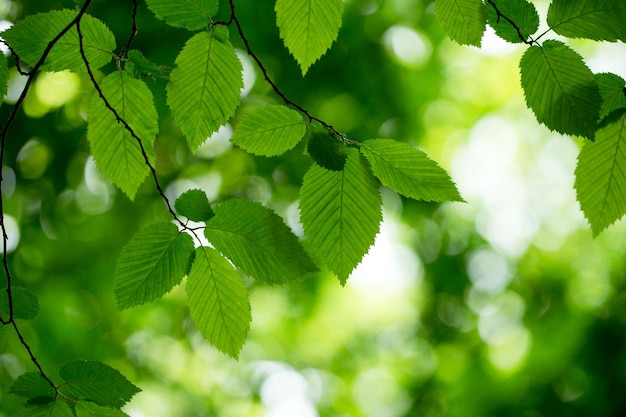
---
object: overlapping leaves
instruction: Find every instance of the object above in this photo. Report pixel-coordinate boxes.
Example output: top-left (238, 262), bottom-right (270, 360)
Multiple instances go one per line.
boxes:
top-left (435, 0), bottom-right (486, 47)
top-left (485, 0), bottom-right (539, 43)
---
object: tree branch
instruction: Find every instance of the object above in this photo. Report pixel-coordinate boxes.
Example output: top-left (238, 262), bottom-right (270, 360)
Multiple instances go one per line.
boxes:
top-left (486, 0), bottom-right (536, 46)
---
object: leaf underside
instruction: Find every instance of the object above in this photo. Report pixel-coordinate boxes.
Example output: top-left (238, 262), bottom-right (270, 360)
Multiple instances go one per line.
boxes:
top-left (9, 372), bottom-right (55, 400)
top-left (0, 286), bottom-right (39, 320)
top-left (547, 0), bottom-right (626, 42)
top-left (595, 73), bottom-right (626, 121)
top-left (435, 0), bottom-right (486, 47)
top-left (145, 0), bottom-right (218, 30)
top-left (300, 149), bottom-right (382, 284)
top-left (175, 188), bottom-right (214, 222)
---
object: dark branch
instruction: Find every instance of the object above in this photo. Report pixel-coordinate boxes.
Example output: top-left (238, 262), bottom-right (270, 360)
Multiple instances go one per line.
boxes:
top-left (119, 0), bottom-right (139, 59)
top-left (486, 0), bottom-right (536, 46)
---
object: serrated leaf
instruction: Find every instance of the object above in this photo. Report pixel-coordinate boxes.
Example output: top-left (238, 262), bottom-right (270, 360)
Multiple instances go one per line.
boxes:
top-left (547, 0), bottom-right (626, 42)
top-left (167, 26), bottom-right (243, 151)
top-left (75, 401), bottom-right (130, 417)
top-left (9, 372), bottom-right (55, 400)
top-left (87, 71), bottom-right (158, 200)
top-left (520, 40), bottom-right (601, 140)
top-left (13, 400), bottom-right (73, 417)
top-left (596, 73), bottom-right (626, 121)
top-left (300, 149), bottom-right (382, 284)
top-left (485, 0), bottom-right (539, 43)
top-left (1, 10), bottom-right (115, 72)
top-left (0, 287), bottom-right (39, 320)
top-left (114, 222), bottom-right (194, 309)
top-left (575, 110), bottom-right (626, 236)
top-left (59, 360), bottom-right (140, 408)
top-left (307, 131), bottom-right (348, 171)
top-left (187, 247), bottom-right (251, 358)
top-left (231, 105), bottom-right (307, 156)
top-left (126, 49), bottom-right (170, 78)
top-left (435, 0), bottom-right (486, 47)
top-left (145, 0), bottom-right (218, 30)
top-left (360, 139), bottom-right (463, 202)
top-left (205, 199), bottom-right (318, 284)
top-left (275, 0), bottom-right (343, 75)
top-left (175, 189), bottom-right (214, 222)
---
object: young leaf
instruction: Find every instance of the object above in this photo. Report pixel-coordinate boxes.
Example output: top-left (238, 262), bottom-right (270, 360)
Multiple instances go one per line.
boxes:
top-left (126, 49), bottom-right (170, 78)
top-left (167, 26), bottom-right (243, 151)
top-left (485, 0), bottom-right (539, 43)
top-left (547, 0), bottom-right (626, 42)
top-left (435, 0), bottom-right (486, 47)
top-left (300, 149), bottom-right (382, 284)
top-left (13, 400), bottom-right (73, 417)
top-left (75, 401), bottom-right (130, 417)
top-left (114, 222), bottom-right (194, 309)
top-left (231, 105), bottom-right (307, 156)
top-left (1, 10), bottom-right (115, 72)
top-left (205, 199), bottom-right (319, 284)
top-left (596, 73), bottom-right (626, 121)
top-left (307, 131), bottom-right (348, 171)
top-left (520, 40), bottom-right (601, 140)
top-left (275, 0), bottom-right (343, 75)
top-left (87, 71), bottom-right (158, 200)
top-left (187, 247), bottom-right (251, 358)
top-left (360, 139), bottom-right (463, 202)
top-left (145, 0), bottom-right (218, 30)
top-left (0, 287), bottom-right (39, 320)
top-left (575, 109), bottom-right (626, 236)
top-left (9, 372), bottom-right (55, 400)
top-left (175, 189), bottom-right (214, 222)
top-left (59, 360), bottom-right (140, 408)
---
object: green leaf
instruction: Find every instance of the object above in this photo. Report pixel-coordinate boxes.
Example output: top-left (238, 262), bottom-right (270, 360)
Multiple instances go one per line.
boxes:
top-left (75, 401), bottom-right (130, 417)
top-left (9, 372), bottom-right (55, 400)
top-left (0, 287), bottom-right (39, 320)
top-left (145, 0), bottom-right (218, 30)
top-left (187, 247), bottom-right (251, 358)
top-left (435, 0), bottom-right (486, 47)
top-left (126, 49), bottom-right (170, 78)
top-left (205, 199), bottom-right (318, 284)
top-left (1, 10), bottom-right (115, 72)
top-left (300, 149), bottom-right (382, 284)
top-left (596, 73), bottom-right (626, 121)
top-left (307, 131), bottom-right (348, 171)
top-left (575, 109), bottom-right (626, 236)
top-left (115, 222), bottom-right (194, 309)
top-left (360, 139), bottom-right (463, 202)
top-left (87, 71), bottom-right (158, 200)
top-left (59, 360), bottom-right (140, 408)
top-left (13, 400), bottom-right (73, 417)
top-left (175, 189), bottom-right (214, 222)
top-left (0, 52), bottom-right (8, 99)
top-left (547, 0), bottom-right (626, 42)
top-left (167, 26), bottom-right (243, 151)
top-left (520, 40), bottom-right (601, 140)
top-left (485, 0), bottom-right (539, 43)
top-left (231, 105), bottom-right (307, 156)
top-left (275, 0), bottom-right (343, 75)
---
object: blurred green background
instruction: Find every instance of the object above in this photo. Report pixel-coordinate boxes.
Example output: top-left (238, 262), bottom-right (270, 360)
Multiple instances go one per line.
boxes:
top-left (1, 0), bottom-right (626, 416)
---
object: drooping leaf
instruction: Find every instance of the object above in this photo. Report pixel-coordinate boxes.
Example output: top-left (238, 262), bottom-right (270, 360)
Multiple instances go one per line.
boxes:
top-left (205, 199), bottom-right (318, 284)
top-left (1, 9), bottom-right (115, 72)
top-left (307, 131), bottom-right (348, 171)
top-left (126, 49), bottom-right (170, 78)
top-left (167, 26), bottom-right (243, 151)
top-left (435, 0), bottom-right (486, 47)
top-left (0, 287), bottom-right (39, 320)
top-left (275, 0), bottom-right (343, 75)
top-left (360, 139), bottom-right (463, 202)
top-left (175, 189), bottom-right (214, 222)
top-left (87, 71), bottom-right (159, 199)
top-left (145, 0), bottom-right (218, 30)
top-left (485, 0), bottom-right (539, 43)
top-left (13, 400), bottom-right (73, 417)
top-left (0, 52), bottom-right (8, 99)
top-left (300, 149), bottom-right (382, 284)
top-left (75, 401), bottom-right (130, 417)
top-left (187, 247), bottom-right (251, 358)
top-left (575, 109), bottom-right (626, 236)
top-left (59, 360), bottom-right (140, 408)
top-left (547, 0), bottom-right (626, 42)
top-left (596, 73), bottom-right (626, 121)
top-left (520, 40), bottom-right (601, 140)
top-left (9, 372), bottom-right (55, 400)
top-left (231, 105), bottom-right (307, 156)
top-left (114, 222), bottom-right (195, 309)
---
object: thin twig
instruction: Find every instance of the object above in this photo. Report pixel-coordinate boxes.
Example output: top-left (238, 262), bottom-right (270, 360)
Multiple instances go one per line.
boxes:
top-left (486, 0), bottom-right (536, 46)
top-left (119, 0), bottom-right (139, 59)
